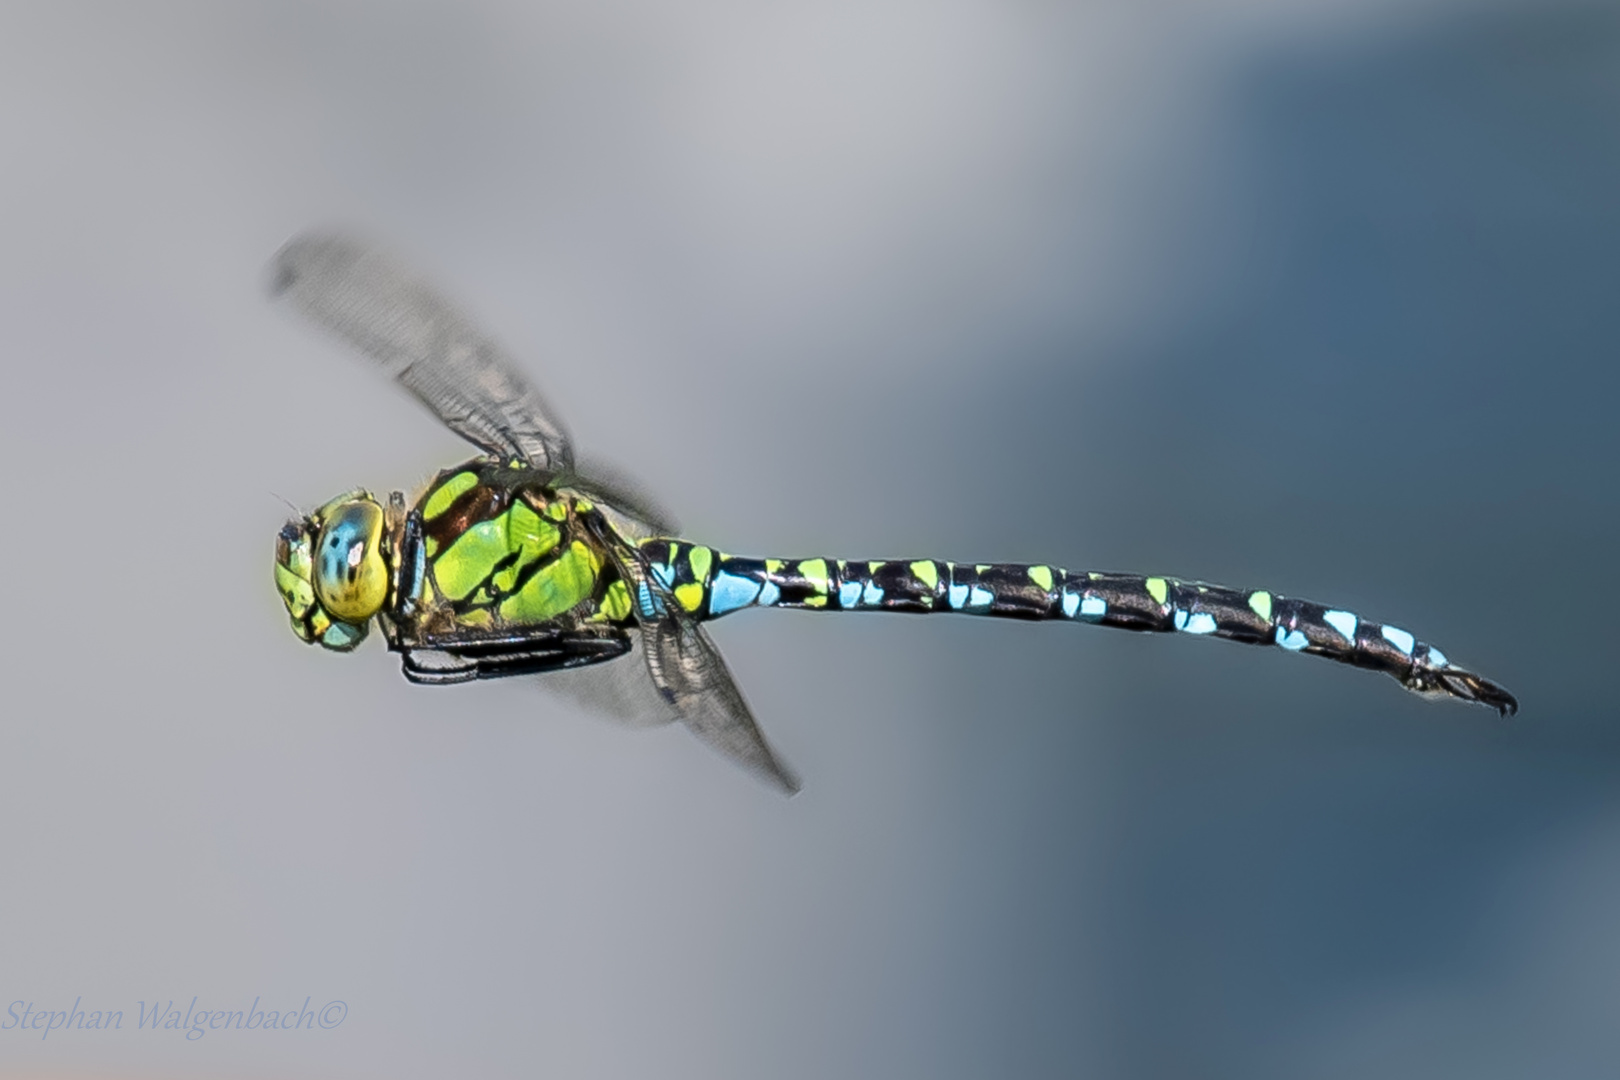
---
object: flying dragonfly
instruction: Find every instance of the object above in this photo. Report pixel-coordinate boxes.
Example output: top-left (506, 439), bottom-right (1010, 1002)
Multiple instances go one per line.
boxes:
top-left (269, 232), bottom-right (1518, 794)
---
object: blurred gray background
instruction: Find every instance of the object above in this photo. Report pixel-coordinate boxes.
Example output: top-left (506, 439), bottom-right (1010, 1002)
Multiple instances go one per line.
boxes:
top-left (0, 1), bottom-right (1616, 1077)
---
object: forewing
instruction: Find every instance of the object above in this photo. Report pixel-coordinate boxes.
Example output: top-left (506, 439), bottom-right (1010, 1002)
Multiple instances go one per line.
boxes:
top-left (643, 619), bottom-right (801, 795)
top-left (270, 231), bottom-right (573, 473)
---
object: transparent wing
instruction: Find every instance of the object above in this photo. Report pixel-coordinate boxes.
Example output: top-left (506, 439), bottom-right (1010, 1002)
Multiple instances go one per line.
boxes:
top-left (270, 231), bottom-right (574, 474)
top-left (600, 533), bottom-right (798, 794)
top-left (538, 631), bottom-right (680, 730)
top-left (535, 620), bottom-right (797, 795)
top-left (565, 455), bottom-right (681, 539)
top-left (642, 619), bottom-right (800, 795)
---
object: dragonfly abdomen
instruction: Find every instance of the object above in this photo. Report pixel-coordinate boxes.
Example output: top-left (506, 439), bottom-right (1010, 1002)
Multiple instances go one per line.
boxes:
top-left (639, 539), bottom-right (1517, 715)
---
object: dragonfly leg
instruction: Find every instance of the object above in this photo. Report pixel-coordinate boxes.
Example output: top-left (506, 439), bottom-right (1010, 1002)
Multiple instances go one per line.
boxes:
top-left (398, 631), bottom-right (632, 684)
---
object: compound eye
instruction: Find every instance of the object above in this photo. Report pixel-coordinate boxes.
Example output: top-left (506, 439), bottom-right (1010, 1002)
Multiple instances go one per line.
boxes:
top-left (313, 499), bottom-right (388, 623)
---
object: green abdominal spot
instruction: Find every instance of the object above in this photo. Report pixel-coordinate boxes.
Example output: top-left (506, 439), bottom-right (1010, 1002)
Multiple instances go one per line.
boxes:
top-left (499, 541), bottom-right (600, 624)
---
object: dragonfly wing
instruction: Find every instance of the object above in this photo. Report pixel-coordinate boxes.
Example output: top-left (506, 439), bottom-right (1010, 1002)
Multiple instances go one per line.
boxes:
top-left (642, 618), bottom-right (800, 795)
top-left (596, 527), bottom-right (797, 793)
top-left (539, 630), bottom-right (680, 729)
top-left (565, 456), bottom-right (681, 539)
top-left (270, 231), bottom-right (574, 474)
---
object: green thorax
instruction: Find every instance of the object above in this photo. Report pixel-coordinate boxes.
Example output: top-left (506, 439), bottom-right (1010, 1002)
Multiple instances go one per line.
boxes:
top-left (404, 462), bottom-right (635, 638)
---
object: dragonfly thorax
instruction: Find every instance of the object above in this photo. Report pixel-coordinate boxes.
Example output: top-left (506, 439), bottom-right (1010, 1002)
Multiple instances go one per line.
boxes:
top-left (409, 461), bottom-right (631, 636)
top-left (274, 490), bottom-right (389, 651)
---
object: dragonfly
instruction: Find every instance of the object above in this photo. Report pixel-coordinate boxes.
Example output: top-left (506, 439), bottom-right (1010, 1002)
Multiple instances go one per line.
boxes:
top-left (270, 232), bottom-right (1518, 794)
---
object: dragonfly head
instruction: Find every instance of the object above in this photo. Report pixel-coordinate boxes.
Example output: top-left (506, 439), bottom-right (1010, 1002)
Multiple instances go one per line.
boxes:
top-left (274, 491), bottom-right (389, 651)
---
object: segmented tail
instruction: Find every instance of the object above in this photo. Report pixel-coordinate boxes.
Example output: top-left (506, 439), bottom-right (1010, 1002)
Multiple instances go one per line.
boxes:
top-left (640, 540), bottom-right (1517, 716)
